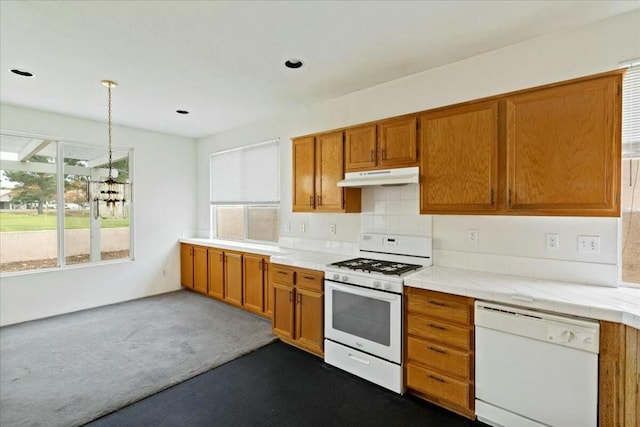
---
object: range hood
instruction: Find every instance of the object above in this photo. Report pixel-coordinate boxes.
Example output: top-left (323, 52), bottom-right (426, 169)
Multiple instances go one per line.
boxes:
top-left (337, 166), bottom-right (419, 187)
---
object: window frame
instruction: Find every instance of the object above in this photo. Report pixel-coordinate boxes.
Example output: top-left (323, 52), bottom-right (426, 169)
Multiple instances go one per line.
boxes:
top-left (0, 130), bottom-right (135, 276)
top-left (620, 59), bottom-right (640, 288)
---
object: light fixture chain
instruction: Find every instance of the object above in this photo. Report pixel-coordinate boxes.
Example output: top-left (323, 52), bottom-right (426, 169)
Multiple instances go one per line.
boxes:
top-left (108, 84), bottom-right (113, 178)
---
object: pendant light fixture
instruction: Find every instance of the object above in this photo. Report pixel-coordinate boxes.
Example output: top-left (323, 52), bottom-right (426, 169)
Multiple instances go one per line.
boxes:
top-left (90, 79), bottom-right (130, 219)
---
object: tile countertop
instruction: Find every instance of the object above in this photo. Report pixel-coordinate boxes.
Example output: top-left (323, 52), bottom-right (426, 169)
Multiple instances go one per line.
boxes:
top-left (179, 238), bottom-right (291, 257)
top-left (179, 238), bottom-right (351, 271)
top-left (405, 266), bottom-right (640, 329)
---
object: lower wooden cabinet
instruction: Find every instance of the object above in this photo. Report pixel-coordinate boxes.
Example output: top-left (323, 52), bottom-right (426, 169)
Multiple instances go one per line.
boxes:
top-left (243, 254), bottom-right (270, 316)
top-left (599, 321), bottom-right (639, 427)
top-left (271, 264), bottom-right (324, 357)
top-left (405, 287), bottom-right (475, 419)
top-left (207, 248), bottom-right (224, 300)
top-left (180, 243), bottom-right (272, 319)
top-left (223, 251), bottom-right (243, 307)
top-left (179, 243), bottom-right (207, 294)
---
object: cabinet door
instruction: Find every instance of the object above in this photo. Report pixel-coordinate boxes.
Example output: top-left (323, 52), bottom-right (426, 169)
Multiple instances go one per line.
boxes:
top-left (316, 131), bottom-right (346, 212)
top-left (193, 246), bottom-right (208, 294)
top-left (242, 254), bottom-right (265, 315)
top-left (263, 261), bottom-right (274, 318)
top-left (345, 125), bottom-right (377, 171)
top-left (207, 248), bottom-right (224, 300)
top-left (272, 283), bottom-right (295, 339)
top-left (224, 252), bottom-right (243, 307)
top-left (378, 116), bottom-right (418, 168)
top-left (420, 101), bottom-right (499, 213)
top-left (180, 243), bottom-right (194, 289)
top-left (292, 136), bottom-right (316, 212)
top-left (295, 288), bottom-right (324, 355)
top-left (506, 75), bottom-right (621, 216)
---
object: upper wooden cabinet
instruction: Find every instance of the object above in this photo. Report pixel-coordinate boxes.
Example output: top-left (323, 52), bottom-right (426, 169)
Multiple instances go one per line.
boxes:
top-left (344, 117), bottom-right (418, 172)
top-left (292, 132), bottom-right (361, 213)
top-left (420, 100), bottom-right (499, 213)
top-left (378, 116), bottom-right (419, 168)
top-left (345, 125), bottom-right (377, 171)
top-left (419, 70), bottom-right (622, 217)
top-left (505, 74), bottom-right (621, 216)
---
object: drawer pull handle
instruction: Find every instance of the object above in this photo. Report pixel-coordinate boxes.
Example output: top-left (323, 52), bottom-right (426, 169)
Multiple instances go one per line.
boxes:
top-left (277, 271), bottom-right (288, 275)
top-left (428, 374), bottom-right (446, 384)
top-left (303, 276), bottom-right (317, 280)
top-left (429, 300), bottom-right (449, 307)
top-left (427, 346), bottom-right (447, 355)
top-left (348, 353), bottom-right (370, 365)
top-left (428, 323), bottom-right (447, 331)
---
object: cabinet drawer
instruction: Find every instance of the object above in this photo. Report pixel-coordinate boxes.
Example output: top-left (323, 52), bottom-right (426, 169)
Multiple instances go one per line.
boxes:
top-left (407, 315), bottom-right (472, 350)
top-left (407, 336), bottom-right (471, 379)
top-left (406, 363), bottom-right (470, 409)
top-left (272, 266), bottom-right (294, 286)
top-left (296, 271), bottom-right (323, 292)
top-left (407, 289), bottom-right (472, 325)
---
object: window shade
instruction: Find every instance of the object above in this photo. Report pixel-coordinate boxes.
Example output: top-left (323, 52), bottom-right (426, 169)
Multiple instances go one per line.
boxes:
top-left (210, 139), bottom-right (279, 203)
top-left (622, 63), bottom-right (640, 158)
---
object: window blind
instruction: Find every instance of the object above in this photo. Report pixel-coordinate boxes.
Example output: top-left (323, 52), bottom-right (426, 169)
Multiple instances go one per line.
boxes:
top-left (210, 139), bottom-right (280, 204)
top-left (622, 62), bottom-right (640, 158)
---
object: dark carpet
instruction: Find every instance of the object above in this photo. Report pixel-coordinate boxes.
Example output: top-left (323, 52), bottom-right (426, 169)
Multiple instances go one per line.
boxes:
top-left (87, 341), bottom-right (485, 427)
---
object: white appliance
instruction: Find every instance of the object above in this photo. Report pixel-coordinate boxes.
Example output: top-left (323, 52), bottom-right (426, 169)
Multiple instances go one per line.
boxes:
top-left (475, 301), bottom-right (600, 427)
top-left (336, 166), bottom-right (419, 187)
top-left (324, 233), bottom-right (432, 394)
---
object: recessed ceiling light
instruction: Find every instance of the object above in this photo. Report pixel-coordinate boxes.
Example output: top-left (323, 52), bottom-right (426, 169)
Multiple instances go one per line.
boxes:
top-left (176, 110), bottom-right (189, 115)
top-left (10, 68), bottom-right (34, 77)
top-left (284, 59), bottom-right (304, 69)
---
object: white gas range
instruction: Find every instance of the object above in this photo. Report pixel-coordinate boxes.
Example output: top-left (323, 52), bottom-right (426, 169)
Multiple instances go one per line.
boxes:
top-left (323, 233), bottom-right (432, 394)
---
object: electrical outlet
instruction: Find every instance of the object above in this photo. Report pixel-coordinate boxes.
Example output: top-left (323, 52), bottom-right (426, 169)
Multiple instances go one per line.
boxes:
top-left (578, 236), bottom-right (600, 253)
top-left (329, 224), bottom-right (336, 235)
top-left (301, 223), bottom-right (306, 233)
top-left (546, 233), bottom-right (559, 251)
top-left (467, 229), bottom-right (479, 245)
top-left (285, 222), bottom-right (291, 232)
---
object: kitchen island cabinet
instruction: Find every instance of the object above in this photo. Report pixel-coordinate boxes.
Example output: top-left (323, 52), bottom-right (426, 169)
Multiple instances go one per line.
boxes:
top-left (271, 264), bottom-right (324, 357)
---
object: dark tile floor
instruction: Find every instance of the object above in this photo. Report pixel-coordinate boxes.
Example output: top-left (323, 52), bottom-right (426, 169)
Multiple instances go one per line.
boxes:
top-left (87, 341), bottom-right (486, 427)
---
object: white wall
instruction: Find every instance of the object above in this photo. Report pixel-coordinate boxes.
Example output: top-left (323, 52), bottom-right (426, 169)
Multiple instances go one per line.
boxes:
top-left (197, 10), bottom-right (640, 286)
top-left (0, 104), bottom-right (196, 326)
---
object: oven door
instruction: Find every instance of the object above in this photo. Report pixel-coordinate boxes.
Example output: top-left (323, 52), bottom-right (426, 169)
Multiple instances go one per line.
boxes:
top-left (324, 279), bottom-right (402, 364)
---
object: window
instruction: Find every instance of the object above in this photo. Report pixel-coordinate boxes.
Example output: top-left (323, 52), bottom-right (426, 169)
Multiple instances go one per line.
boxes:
top-left (0, 133), bottom-right (133, 273)
top-left (210, 139), bottom-right (279, 243)
top-left (621, 61), bottom-right (640, 285)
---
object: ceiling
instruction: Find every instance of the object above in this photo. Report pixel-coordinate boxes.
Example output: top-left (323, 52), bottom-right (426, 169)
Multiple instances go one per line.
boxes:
top-left (1, 1), bottom-right (638, 139)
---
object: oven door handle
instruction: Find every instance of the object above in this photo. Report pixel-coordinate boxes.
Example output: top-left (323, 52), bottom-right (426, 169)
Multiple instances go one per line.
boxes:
top-left (326, 281), bottom-right (399, 302)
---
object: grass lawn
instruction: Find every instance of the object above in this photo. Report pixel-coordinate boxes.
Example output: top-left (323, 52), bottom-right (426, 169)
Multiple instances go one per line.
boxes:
top-left (0, 211), bottom-right (129, 232)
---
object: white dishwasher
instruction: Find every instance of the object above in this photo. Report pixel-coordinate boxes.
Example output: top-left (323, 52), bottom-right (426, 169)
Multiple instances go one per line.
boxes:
top-left (475, 301), bottom-right (600, 427)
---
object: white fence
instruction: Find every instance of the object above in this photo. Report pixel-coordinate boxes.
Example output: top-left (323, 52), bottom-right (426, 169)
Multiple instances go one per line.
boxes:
top-left (0, 228), bottom-right (129, 263)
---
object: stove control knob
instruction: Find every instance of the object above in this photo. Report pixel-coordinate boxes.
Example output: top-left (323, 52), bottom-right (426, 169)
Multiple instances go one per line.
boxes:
top-left (384, 283), bottom-right (391, 290)
top-left (341, 275), bottom-right (349, 282)
top-left (333, 273), bottom-right (340, 281)
top-left (373, 281), bottom-right (382, 289)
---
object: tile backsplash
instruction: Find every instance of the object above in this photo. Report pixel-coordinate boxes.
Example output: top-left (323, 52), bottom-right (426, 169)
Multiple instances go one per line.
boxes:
top-left (281, 183), bottom-right (620, 286)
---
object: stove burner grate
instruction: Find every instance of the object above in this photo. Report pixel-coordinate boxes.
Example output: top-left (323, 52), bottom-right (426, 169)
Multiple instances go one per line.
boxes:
top-left (330, 257), bottom-right (422, 276)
